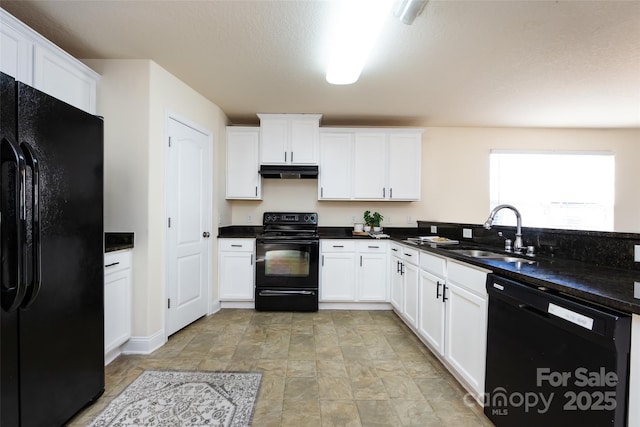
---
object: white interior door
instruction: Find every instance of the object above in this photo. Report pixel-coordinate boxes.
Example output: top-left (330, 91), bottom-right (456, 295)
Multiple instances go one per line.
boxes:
top-left (166, 116), bottom-right (211, 336)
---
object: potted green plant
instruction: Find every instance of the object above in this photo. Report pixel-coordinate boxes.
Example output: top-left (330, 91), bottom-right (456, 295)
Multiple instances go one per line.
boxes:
top-left (363, 210), bottom-right (384, 232)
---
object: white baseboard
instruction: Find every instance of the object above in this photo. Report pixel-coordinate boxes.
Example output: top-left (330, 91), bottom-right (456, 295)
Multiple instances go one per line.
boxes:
top-left (122, 329), bottom-right (166, 355)
top-left (319, 302), bottom-right (393, 310)
top-left (220, 301), bottom-right (255, 309)
top-left (104, 347), bottom-right (122, 365)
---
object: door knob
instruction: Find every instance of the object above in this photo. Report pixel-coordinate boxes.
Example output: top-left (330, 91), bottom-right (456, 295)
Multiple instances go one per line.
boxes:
top-left (202, 232), bottom-right (210, 238)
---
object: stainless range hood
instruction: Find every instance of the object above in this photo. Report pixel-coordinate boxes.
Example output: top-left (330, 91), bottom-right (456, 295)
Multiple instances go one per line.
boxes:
top-left (259, 165), bottom-right (318, 179)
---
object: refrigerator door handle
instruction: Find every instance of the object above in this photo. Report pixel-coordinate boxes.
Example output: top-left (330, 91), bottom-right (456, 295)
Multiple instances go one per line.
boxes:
top-left (0, 137), bottom-right (28, 312)
top-left (20, 142), bottom-right (41, 308)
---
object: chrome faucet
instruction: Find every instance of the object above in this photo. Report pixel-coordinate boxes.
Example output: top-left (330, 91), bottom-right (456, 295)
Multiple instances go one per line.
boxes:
top-left (484, 204), bottom-right (523, 253)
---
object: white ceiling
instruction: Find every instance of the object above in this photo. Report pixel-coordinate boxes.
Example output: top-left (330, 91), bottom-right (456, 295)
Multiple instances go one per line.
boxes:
top-left (2, 0), bottom-right (639, 128)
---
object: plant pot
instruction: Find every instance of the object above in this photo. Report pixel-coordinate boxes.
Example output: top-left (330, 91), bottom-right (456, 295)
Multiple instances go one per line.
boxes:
top-left (364, 225), bottom-right (371, 232)
top-left (373, 226), bottom-right (381, 232)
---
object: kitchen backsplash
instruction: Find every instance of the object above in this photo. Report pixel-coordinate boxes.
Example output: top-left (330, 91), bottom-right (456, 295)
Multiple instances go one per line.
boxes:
top-left (417, 221), bottom-right (640, 271)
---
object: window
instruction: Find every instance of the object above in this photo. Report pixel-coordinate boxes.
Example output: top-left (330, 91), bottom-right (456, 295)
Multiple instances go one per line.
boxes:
top-left (489, 151), bottom-right (614, 231)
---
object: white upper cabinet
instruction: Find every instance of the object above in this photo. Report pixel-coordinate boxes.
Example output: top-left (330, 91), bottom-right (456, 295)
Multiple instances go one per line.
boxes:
top-left (258, 113), bottom-right (322, 165)
top-left (319, 127), bottom-right (423, 201)
top-left (33, 44), bottom-right (97, 114)
top-left (388, 132), bottom-right (422, 200)
top-left (226, 126), bottom-right (261, 199)
top-left (318, 131), bottom-right (353, 200)
top-left (353, 130), bottom-right (422, 201)
top-left (0, 11), bottom-right (32, 83)
top-left (0, 10), bottom-right (99, 114)
top-left (353, 132), bottom-right (388, 199)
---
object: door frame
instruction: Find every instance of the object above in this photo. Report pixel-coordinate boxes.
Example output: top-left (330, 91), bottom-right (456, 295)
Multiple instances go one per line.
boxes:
top-left (163, 110), bottom-right (213, 340)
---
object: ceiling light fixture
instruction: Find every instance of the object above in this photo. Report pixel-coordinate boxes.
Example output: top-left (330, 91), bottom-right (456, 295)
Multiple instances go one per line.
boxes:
top-left (394, 0), bottom-right (428, 25)
top-left (325, 0), bottom-right (395, 85)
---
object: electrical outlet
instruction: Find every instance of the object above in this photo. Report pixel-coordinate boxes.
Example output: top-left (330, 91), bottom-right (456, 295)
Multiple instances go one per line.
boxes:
top-left (352, 215), bottom-right (357, 223)
top-left (406, 215), bottom-right (413, 224)
top-left (430, 225), bottom-right (437, 234)
top-left (247, 214), bottom-right (253, 224)
top-left (635, 245), bottom-right (640, 262)
top-left (386, 216), bottom-right (392, 225)
top-left (463, 228), bottom-right (473, 239)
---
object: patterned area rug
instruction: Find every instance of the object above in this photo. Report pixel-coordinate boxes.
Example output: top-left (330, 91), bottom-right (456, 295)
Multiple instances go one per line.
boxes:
top-left (89, 370), bottom-right (262, 427)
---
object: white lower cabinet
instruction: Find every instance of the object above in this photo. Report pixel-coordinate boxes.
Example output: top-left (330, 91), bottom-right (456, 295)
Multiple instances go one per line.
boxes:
top-left (401, 248), bottom-right (419, 328)
top-left (414, 246), bottom-right (490, 398)
top-left (356, 241), bottom-right (388, 301)
top-left (321, 252), bottom-right (356, 300)
top-left (418, 268), bottom-right (445, 355)
top-left (218, 239), bottom-right (255, 301)
top-left (320, 240), bottom-right (388, 303)
top-left (390, 243), bottom-right (419, 327)
top-left (445, 260), bottom-right (490, 396)
top-left (104, 250), bottom-right (132, 361)
top-left (390, 243), bottom-right (403, 310)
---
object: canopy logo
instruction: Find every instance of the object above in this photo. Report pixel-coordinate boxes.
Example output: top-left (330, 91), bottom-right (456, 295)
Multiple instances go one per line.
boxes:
top-left (464, 367), bottom-right (618, 416)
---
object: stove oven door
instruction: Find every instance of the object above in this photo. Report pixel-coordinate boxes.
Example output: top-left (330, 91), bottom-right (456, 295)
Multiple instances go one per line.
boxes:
top-left (255, 239), bottom-right (319, 311)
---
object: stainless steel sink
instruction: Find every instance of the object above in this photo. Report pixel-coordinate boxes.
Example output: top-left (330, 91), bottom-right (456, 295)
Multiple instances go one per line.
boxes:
top-left (448, 249), bottom-right (536, 264)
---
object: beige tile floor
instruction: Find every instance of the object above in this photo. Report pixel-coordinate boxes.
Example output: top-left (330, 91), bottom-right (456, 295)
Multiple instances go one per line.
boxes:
top-left (69, 309), bottom-right (494, 426)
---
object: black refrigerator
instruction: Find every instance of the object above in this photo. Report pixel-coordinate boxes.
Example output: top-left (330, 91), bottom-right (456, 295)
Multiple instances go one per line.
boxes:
top-left (1, 72), bottom-right (105, 426)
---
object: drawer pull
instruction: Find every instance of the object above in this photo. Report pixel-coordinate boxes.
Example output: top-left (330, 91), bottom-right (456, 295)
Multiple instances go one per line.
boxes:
top-left (332, 245), bottom-right (344, 248)
top-left (368, 245), bottom-right (379, 249)
top-left (231, 244), bottom-right (243, 247)
top-left (105, 262), bottom-right (120, 268)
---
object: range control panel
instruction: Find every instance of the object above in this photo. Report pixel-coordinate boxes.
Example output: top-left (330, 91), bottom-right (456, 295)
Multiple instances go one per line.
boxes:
top-left (263, 212), bottom-right (318, 225)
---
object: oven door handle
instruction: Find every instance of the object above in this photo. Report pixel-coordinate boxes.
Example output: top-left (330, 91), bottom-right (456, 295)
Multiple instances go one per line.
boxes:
top-left (258, 290), bottom-right (316, 296)
top-left (257, 239), bottom-right (318, 245)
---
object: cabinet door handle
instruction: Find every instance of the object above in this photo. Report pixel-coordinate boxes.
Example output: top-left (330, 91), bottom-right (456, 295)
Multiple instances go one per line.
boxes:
top-left (383, 187), bottom-right (385, 198)
top-left (321, 187), bottom-right (323, 198)
top-left (436, 281), bottom-right (442, 299)
top-left (284, 151), bottom-right (287, 162)
top-left (105, 262), bottom-right (120, 268)
top-left (291, 151), bottom-right (293, 162)
top-left (322, 255), bottom-right (324, 266)
top-left (396, 260), bottom-right (401, 273)
top-left (400, 262), bottom-right (404, 275)
top-left (390, 188), bottom-right (393, 199)
top-left (250, 254), bottom-right (253, 265)
top-left (360, 255), bottom-right (363, 267)
top-left (255, 186), bottom-right (258, 197)
top-left (442, 285), bottom-right (448, 302)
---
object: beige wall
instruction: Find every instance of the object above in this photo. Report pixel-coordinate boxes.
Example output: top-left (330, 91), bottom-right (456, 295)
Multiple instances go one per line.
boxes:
top-left (230, 127), bottom-right (640, 233)
top-left (87, 59), bottom-right (229, 341)
top-left (88, 58), bottom-right (639, 345)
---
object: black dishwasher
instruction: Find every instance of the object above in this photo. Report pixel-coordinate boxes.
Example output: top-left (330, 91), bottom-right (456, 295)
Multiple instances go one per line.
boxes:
top-left (485, 274), bottom-right (631, 427)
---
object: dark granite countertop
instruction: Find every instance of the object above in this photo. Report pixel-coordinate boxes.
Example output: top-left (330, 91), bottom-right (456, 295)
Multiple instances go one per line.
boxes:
top-left (217, 225), bottom-right (640, 314)
top-left (396, 238), bottom-right (640, 315)
top-left (105, 232), bottom-right (134, 252)
top-left (217, 226), bottom-right (262, 238)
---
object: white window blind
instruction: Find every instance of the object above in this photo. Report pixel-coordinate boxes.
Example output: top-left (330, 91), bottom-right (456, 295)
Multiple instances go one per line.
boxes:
top-left (489, 151), bottom-right (614, 231)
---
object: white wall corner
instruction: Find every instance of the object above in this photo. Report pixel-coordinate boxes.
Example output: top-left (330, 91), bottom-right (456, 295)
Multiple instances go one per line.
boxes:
top-left (209, 300), bottom-right (222, 315)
